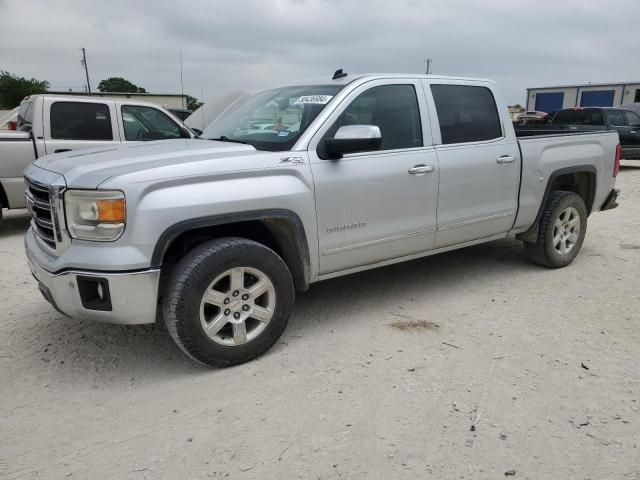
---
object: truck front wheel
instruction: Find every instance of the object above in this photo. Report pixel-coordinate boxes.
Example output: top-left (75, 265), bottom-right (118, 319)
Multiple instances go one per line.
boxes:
top-left (524, 190), bottom-right (588, 268)
top-left (163, 237), bottom-right (295, 367)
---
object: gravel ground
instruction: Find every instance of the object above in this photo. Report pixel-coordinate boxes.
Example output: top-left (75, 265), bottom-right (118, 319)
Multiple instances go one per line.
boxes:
top-left (1, 163), bottom-right (639, 480)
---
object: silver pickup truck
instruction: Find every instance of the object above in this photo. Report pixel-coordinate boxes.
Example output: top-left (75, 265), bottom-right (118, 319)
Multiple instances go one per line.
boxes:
top-left (24, 72), bottom-right (621, 367)
top-left (0, 94), bottom-right (193, 222)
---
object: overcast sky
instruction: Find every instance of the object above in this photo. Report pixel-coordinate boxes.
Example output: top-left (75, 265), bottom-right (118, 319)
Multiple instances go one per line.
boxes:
top-left (1, 0), bottom-right (639, 106)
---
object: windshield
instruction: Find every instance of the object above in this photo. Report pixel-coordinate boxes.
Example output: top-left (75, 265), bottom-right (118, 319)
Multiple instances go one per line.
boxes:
top-left (201, 85), bottom-right (343, 151)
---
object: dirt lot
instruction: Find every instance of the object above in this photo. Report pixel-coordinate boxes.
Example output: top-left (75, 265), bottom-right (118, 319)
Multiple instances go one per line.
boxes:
top-left (1, 164), bottom-right (639, 480)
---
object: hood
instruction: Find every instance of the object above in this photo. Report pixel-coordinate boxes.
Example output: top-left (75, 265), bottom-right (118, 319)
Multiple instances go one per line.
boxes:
top-left (34, 139), bottom-right (260, 188)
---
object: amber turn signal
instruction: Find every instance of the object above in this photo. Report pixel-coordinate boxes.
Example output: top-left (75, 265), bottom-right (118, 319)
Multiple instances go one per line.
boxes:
top-left (97, 199), bottom-right (126, 223)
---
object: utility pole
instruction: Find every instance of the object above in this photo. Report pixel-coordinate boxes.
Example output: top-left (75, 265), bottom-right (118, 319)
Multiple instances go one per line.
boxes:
top-left (180, 50), bottom-right (185, 109)
top-left (81, 48), bottom-right (91, 93)
top-left (425, 58), bottom-right (432, 75)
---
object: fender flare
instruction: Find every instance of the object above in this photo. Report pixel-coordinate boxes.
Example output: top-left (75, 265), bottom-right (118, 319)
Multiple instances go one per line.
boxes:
top-left (517, 164), bottom-right (596, 242)
top-left (151, 208), bottom-right (311, 291)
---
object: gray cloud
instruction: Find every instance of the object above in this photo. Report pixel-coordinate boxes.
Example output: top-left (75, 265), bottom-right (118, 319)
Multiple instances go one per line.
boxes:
top-left (1, 0), bottom-right (638, 105)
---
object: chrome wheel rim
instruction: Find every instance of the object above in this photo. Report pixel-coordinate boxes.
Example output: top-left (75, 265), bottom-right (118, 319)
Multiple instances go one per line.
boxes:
top-left (553, 206), bottom-right (580, 256)
top-left (199, 267), bottom-right (276, 346)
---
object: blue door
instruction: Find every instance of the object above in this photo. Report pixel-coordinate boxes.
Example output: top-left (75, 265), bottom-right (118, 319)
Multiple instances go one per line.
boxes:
top-left (580, 90), bottom-right (615, 107)
top-left (535, 92), bottom-right (564, 114)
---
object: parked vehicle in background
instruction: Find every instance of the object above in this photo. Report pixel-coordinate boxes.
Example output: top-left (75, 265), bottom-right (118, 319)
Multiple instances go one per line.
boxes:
top-left (514, 111), bottom-right (551, 126)
top-left (551, 107), bottom-right (640, 159)
top-left (167, 107), bottom-right (192, 121)
top-left (24, 72), bottom-right (620, 367)
top-left (0, 95), bottom-right (194, 221)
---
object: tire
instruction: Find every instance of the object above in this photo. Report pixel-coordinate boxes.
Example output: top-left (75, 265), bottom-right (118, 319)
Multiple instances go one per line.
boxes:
top-left (524, 190), bottom-right (588, 268)
top-left (163, 237), bottom-right (295, 367)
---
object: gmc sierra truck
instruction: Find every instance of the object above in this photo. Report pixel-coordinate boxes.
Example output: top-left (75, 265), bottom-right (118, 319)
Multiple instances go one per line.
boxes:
top-left (24, 72), bottom-right (621, 367)
top-left (0, 95), bottom-right (193, 222)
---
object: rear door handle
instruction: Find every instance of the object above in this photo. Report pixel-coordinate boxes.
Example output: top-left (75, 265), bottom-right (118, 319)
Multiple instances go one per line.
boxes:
top-left (54, 149), bottom-right (72, 153)
top-left (408, 164), bottom-right (435, 175)
top-left (630, 130), bottom-right (638, 134)
top-left (497, 155), bottom-right (516, 164)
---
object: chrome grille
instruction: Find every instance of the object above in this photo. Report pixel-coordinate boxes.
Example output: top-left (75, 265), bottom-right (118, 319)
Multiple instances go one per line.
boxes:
top-left (25, 179), bottom-right (57, 249)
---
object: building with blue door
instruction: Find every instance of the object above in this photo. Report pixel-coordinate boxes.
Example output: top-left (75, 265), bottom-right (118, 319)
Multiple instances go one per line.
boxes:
top-left (526, 81), bottom-right (640, 114)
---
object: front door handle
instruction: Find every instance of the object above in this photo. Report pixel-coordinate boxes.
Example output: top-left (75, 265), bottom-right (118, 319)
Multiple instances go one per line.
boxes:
top-left (54, 149), bottom-right (72, 153)
top-left (497, 155), bottom-right (516, 164)
top-left (408, 164), bottom-right (435, 175)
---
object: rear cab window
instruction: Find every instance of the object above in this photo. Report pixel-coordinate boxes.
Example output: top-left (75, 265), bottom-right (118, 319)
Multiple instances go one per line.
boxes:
top-left (430, 84), bottom-right (503, 144)
top-left (552, 109), bottom-right (604, 126)
top-left (50, 102), bottom-right (113, 140)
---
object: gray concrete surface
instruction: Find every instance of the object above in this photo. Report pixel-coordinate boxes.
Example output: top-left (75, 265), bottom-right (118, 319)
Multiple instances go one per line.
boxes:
top-left (1, 163), bottom-right (639, 479)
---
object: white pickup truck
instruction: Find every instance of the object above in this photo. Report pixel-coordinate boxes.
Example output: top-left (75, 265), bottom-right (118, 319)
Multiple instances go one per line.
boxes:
top-left (24, 72), bottom-right (621, 367)
top-left (0, 95), bottom-right (193, 221)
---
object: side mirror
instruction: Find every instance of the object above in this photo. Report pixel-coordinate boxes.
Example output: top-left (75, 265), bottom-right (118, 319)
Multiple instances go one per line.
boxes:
top-left (323, 125), bottom-right (382, 159)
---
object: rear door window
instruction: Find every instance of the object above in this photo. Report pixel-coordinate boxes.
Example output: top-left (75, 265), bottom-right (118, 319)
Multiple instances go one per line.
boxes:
top-left (606, 110), bottom-right (626, 126)
top-left (50, 102), bottom-right (113, 140)
top-left (430, 84), bottom-right (502, 144)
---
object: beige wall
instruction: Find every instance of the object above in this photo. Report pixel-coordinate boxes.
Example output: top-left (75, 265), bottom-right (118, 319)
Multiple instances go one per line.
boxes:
top-left (88, 94), bottom-right (187, 109)
top-left (47, 92), bottom-right (188, 110)
top-left (621, 84), bottom-right (640, 105)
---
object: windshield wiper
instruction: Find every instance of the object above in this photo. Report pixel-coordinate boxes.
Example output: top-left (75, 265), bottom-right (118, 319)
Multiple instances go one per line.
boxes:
top-left (209, 136), bottom-right (248, 145)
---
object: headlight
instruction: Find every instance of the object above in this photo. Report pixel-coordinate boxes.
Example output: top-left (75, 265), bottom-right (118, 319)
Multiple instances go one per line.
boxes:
top-left (64, 190), bottom-right (126, 241)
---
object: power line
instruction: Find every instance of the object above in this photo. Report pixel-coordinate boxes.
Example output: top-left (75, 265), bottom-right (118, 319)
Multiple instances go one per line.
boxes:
top-left (81, 47), bottom-right (91, 93)
top-left (179, 50), bottom-right (185, 109)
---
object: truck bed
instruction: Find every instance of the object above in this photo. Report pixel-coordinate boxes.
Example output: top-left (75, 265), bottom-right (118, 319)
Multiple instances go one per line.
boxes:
top-left (513, 129), bottom-right (619, 235)
top-left (514, 126), bottom-right (608, 138)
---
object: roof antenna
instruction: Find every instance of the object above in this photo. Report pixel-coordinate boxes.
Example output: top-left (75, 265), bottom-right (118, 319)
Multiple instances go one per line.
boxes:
top-left (332, 68), bottom-right (347, 80)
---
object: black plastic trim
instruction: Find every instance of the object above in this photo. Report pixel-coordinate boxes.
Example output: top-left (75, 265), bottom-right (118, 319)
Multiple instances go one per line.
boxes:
top-left (0, 136), bottom-right (31, 141)
top-left (151, 209), bottom-right (311, 291)
top-left (77, 275), bottom-right (113, 311)
top-left (600, 189), bottom-right (620, 211)
top-left (517, 165), bottom-right (597, 241)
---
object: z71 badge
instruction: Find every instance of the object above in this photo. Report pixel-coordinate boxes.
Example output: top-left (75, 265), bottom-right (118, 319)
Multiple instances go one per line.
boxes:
top-left (327, 222), bottom-right (366, 233)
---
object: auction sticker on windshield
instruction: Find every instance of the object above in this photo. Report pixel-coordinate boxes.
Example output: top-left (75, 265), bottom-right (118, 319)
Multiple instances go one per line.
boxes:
top-left (294, 95), bottom-right (333, 105)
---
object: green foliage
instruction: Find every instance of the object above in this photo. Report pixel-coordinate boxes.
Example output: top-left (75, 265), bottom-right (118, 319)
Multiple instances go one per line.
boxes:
top-left (0, 71), bottom-right (50, 109)
top-left (186, 95), bottom-right (203, 111)
top-left (97, 77), bottom-right (147, 93)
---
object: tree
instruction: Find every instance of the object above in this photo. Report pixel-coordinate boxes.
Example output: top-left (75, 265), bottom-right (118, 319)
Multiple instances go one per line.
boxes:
top-left (0, 71), bottom-right (49, 109)
top-left (97, 77), bottom-right (147, 93)
top-left (185, 95), bottom-right (203, 111)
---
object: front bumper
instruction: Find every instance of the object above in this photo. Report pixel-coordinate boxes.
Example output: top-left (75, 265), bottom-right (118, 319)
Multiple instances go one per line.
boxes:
top-left (26, 231), bottom-right (160, 325)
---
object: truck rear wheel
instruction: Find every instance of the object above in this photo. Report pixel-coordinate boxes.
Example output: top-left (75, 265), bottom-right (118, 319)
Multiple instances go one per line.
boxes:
top-left (163, 237), bottom-right (295, 367)
top-left (524, 190), bottom-right (587, 268)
